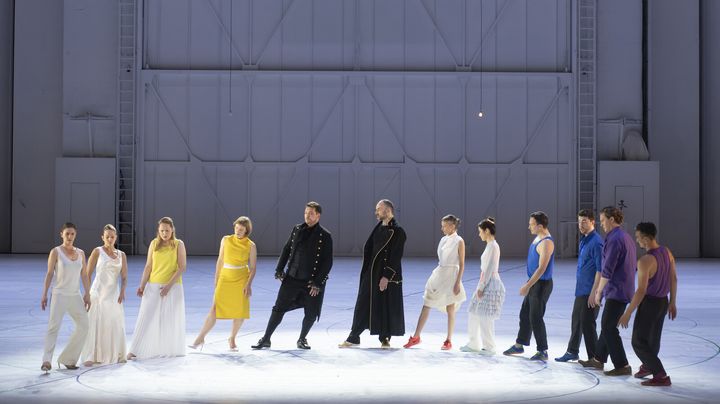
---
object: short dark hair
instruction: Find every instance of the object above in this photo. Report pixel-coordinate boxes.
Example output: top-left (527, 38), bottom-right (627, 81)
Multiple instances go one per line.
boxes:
top-left (306, 201), bottom-right (322, 214)
top-left (60, 222), bottom-right (77, 231)
top-left (478, 217), bottom-right (496, 235)
top-left (379, 199), bottom-right (395, 213)
top-left (577, 209), bottom-right (595, 221)
top-left (601, 206), bottom-right (624, 224)
top-left (530, 211), bottom-right (549, 228)
top-left (442, 214), bottom-right (461, 227)
top-left (635, 222), bottom-right (657, 239)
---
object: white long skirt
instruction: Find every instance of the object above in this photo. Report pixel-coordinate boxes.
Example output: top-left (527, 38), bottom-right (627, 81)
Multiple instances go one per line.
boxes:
top-left (81, 293), bottom-right (127, 364)
top-left (423, 265), bottom-right (466, 313)
top-left (128, 283), bottom-right (186, 358)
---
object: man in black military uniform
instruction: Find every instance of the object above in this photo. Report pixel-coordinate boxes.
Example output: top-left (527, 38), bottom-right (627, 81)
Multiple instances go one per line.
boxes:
top-left (251, 201), bottom-right (333, 350)
top-left (339, 199), bottom-right (407, 349)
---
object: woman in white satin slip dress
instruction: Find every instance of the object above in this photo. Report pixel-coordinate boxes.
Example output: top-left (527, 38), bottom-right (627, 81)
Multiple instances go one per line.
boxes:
top-left (81, 224), bottom-right (128, 366)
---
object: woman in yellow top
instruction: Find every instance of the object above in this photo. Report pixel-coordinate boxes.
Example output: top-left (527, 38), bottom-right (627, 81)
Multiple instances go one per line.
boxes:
top-left (127, 217), bottom-right (187, 359)
top-left (190, 216), bottom-right (257, 351)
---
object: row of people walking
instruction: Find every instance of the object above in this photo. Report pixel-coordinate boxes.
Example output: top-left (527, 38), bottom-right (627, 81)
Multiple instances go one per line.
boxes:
top-left (39, 201), bottom-right (677, 388)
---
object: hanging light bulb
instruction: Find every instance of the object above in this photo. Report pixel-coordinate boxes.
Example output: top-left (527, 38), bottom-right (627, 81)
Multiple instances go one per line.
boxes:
top-left (477, 111), bottom-right (484, 118)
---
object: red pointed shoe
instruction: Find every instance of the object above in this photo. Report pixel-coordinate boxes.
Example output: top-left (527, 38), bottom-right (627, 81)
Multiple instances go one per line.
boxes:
top-left (403, 336), bottom-right (421, 348)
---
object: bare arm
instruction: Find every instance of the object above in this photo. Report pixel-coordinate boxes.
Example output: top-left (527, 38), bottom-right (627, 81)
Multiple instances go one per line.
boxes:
top-left (137, 240), bottom-right (155, 297)
top-left (454, 239), bottom-right (465, 295)
top-left (163, 240), bottom-right (187, 287)
top-left (41, 249), bottom-right (58, 311)
top-left (619, 255), bottom-right (652, 328)
top-left (85, 248), bottom-right (100, 287)
top-left (668, 249), bottom-right (678, 320)
top-left (215, 238), bottom-right (225, 287)
top-left (521, 239), bottom-right (554, 295)
top-left (245, 242), bottom-right (257, 297)
top-left (118, 251), bottom-right (128, 304)
top-left (80, 251), bottom-right (91, 310)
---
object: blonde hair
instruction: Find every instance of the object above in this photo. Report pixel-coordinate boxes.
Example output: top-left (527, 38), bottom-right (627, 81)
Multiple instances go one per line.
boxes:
top-left (233, 216), bottom-right (253, 236)
top-left (154, 216), bottom-right (177, 250)
top-left (103, 224), bottom-right (117, 234)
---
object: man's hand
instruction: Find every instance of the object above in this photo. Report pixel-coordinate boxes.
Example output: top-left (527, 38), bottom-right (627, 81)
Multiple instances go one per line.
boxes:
top-left (519, 284), bottom-right (530, 297)
top-left (309, 285), bottom-right (320, 297)
top-left (379, 277), bottom-right (389, 292)
top-left (41, 295), bottom-right (48, 311)
top-left (618, 312), bottom-right (631, 329)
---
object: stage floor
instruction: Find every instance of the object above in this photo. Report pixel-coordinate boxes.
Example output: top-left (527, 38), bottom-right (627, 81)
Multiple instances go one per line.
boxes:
top-left (0, 254), bottom-right (717, 403)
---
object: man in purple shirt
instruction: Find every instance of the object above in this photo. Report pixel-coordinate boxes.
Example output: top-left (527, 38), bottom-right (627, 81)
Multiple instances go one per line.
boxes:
top-left (618, 222), bottom-right (677, 387)
top-left (578, 206), bottom-right (635, 376)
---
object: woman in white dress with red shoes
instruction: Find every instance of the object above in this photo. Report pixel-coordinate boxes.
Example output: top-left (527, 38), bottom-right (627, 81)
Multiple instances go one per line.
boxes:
top-left (404, 215), bottom-right (466, 350)
top-left (81, 224), bottom-right (128, 366)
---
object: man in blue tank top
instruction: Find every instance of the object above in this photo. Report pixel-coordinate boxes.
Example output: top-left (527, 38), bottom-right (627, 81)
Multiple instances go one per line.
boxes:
top-left (503, 211), bottom-right (554, 361)
top-left (618, 222), bottom-right (677, 386)
top-left (556, 209), bottom-right (603, 363)
top-left (580, 206), bottom-right (635, 376)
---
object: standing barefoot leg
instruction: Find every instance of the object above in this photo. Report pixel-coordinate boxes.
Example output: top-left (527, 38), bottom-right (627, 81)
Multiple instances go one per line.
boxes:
top-left (228, 319), bottom-right (244, 350)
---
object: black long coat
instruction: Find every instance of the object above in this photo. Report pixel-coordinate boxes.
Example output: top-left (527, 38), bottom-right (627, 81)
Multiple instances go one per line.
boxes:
top-left (355, 218), bottom-right (407, 337)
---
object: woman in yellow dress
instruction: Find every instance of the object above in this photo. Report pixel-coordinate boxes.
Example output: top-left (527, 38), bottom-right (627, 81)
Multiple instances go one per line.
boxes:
top-left (190, 216), bottom-right (257, 351)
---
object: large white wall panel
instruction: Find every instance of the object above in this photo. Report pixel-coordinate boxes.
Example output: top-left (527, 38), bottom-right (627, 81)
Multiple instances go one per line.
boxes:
top-left (138, 71), bottom-right (573, 256)
top-left (143, 0), bottom-right (571, 72)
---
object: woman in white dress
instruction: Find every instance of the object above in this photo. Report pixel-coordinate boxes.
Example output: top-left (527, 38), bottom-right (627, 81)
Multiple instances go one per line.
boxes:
top-left (127, 217), bottom-right (187, 359)
top-left (40, 222), bottom-right (90, 372)
top-left (462, 217), bottom-right (505, 355)
top-left (81, 224), bottom-right (128, 366)
top-left (404, 215), bottom-right (466, 350)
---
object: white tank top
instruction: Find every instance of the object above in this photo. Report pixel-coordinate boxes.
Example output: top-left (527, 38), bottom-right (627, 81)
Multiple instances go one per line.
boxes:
top-left (53, 246), bottom-right (83, 296)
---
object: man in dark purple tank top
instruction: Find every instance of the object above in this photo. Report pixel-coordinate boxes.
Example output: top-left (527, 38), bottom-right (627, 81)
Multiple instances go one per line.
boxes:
top-left (618, 222), bottom-right (678, 387)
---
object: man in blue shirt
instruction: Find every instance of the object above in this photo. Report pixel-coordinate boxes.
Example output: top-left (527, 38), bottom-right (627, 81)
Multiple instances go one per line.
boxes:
top-left (503, 211), bottom-right (555, 361)
top-left (579, 206), bottom-right (636, 376)
top-left (556, 209), bottom-right (602, 362)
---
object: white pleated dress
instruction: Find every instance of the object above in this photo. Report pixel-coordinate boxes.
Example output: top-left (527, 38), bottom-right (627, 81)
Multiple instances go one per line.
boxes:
top-left (423, 233), bottom-right (467, 312)
top-left (81, 247), bottom-right (127, 364)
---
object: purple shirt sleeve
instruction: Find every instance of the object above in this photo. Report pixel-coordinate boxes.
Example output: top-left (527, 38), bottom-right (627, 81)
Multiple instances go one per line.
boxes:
top-left (601, 236), bottom-right (621, 279)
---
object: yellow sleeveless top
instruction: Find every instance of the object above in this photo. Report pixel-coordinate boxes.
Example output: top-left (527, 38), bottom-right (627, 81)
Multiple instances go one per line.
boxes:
top-left (149, 240), bottom-right (182, 284)
top-left (223, 236), bottom-right (251, 267)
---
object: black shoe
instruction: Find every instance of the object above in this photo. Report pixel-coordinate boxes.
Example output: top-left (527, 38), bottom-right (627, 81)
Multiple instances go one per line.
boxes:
top-left (297, 338), bottom-right (311, 350)
top-left (251, 337), bottom-right (271, 349)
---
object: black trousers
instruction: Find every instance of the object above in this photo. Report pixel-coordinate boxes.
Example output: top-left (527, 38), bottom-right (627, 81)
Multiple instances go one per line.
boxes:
top-left (566, 295), bottom-right (599, 358)
top-left (262, 276), bottom-right (320, 341)
top-left (516, 279), bottom-right (553, 351)
top-left (631, 296), bottom-right (669, 376)
top-left (596, 298), bottom-right (629, 368)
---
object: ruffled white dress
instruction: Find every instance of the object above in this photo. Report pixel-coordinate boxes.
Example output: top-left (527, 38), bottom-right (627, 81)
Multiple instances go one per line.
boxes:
top-left (468, 240), bottom-right (505, 319)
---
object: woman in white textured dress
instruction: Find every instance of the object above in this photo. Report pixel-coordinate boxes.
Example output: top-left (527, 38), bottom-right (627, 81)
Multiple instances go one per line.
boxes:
top-left (404, 215), bottom-right (466, 350)
top-left (40, 222), bottom-right (91, 372)
top-left (81, 224), bottom-right (128, 366)
top-left (462, 217), bottom-right (505, 355)
top-left (127, 217), bottom-right (187, 359)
